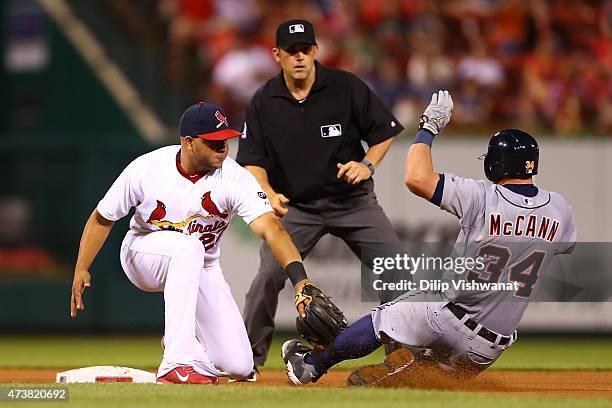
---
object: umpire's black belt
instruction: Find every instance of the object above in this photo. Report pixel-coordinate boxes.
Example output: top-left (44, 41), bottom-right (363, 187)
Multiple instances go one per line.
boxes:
top-left (446, 303), bottom-right (511, 346)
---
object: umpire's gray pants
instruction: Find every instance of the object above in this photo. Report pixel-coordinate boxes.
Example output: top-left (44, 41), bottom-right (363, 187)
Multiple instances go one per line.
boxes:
top-left (244, 184), bottom-right (399, 366)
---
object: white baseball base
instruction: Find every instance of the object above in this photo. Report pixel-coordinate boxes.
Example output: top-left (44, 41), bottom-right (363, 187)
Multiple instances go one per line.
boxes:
top-left (56, 366), bottom-right (156, 383)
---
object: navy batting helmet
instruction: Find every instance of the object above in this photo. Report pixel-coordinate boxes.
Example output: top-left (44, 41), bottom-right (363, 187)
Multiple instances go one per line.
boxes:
top-left (479, 129), bottom-right (539, 182)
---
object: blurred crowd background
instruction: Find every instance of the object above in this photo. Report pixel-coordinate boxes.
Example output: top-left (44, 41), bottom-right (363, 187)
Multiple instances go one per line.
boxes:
top-left (138, 0), bottom-right (612, 135)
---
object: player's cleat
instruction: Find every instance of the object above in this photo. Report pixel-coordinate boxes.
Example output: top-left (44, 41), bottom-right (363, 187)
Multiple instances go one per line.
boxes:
top-left (383, 340), bottom-right (403, 356)
top-left (156, 366), bottom-right (218, 384)
top-left (227, 367), bottom-right (258, 383)
top-left (346, 348), bottom-right (414, 387)
top-left (281, 339), bottom-right (324, 386)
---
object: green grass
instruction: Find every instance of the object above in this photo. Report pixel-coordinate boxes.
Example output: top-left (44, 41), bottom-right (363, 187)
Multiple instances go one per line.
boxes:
top-left (1, 336), bottom-right (611, 407)
top-left (0, 336), bottom-right (162, 369)
top-left (1, 335), bottom-right (612, 371)
top-left (493, 337), bottom-right (612, 370)
top-left (4, 384), bottom-right (612, 408)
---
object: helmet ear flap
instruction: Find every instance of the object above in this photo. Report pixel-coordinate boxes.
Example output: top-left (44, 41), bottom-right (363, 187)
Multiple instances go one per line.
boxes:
top-left (483, 154), bottom-right (500, 182)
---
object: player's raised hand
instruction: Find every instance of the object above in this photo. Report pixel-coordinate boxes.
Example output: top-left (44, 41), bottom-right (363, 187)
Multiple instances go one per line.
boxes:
top-left (421, 90), bottom-right (453, 135)
top-left (70, 269), bottom-right (91, 318)
top-left (269, 192), bottom-right (290, 217)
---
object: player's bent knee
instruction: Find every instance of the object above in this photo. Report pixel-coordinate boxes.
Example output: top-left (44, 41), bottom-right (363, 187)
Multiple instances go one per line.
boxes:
top-left (216, 357), bottom-right (254, 378)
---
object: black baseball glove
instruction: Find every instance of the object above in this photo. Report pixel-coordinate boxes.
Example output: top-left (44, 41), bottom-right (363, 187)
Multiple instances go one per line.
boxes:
top-left (295, 284), bottom-right (348, 347)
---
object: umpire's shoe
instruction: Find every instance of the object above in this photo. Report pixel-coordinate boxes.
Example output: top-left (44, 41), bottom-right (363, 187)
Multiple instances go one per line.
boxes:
top-left (281, 340), bottom-right (324, 386)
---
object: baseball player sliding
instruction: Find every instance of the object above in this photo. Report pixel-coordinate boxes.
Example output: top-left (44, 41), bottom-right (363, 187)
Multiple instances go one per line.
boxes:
top-left (70, 102), bottom-right (342, 384)
top-left (282, 90), bottom-right (577, 385)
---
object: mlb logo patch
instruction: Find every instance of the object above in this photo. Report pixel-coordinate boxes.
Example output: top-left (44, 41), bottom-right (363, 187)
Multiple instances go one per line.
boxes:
top-left (320, 124), bottom-right (342, 138)
top-left (289, 24), bottom-right (304, 34)
top-left (524, 197), bottom-right (534, 205)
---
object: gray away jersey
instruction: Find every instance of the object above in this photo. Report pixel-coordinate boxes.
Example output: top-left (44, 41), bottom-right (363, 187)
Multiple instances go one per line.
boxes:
top-left (440, 173), bottom-right (577, 335)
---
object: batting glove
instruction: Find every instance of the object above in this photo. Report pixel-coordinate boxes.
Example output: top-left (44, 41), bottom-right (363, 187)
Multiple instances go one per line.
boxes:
top-left (420, 90), bottom-right (453, 135)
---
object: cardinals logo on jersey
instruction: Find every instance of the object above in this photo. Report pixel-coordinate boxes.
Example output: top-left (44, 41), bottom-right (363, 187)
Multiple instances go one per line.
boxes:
top-left (145, 192), bottom-right (228, 232)
top-left (147, 200), bottom-right (167, 223)
top-left (201, 191), bottom-right (228, 219)
top-left (146, 199), bottom-right (203, 231)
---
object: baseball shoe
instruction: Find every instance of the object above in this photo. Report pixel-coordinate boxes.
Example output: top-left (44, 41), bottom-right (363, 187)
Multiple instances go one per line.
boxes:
top-left (346, 348), bottom-right (414, 387)
top-left (281, 339), bottom-right (324, 386)
top-left (383, 340), bottom-right (403, 356)
top-left (156, 366), bottom-right (218, 385)
top-left (227, 367), bottom-right (258, 383)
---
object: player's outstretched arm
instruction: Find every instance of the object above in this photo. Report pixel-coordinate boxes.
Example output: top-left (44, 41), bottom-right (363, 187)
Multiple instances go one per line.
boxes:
top-left (405, 90), bottom-right (453, 201)
top-left (244, 165), bottom-right (289, 217)
top-left (250, 210), bottom-right (348, 347)
top-left (70, 209), bottom-right (114, 319)
top-left (248, 212), bottom-right (311, 314)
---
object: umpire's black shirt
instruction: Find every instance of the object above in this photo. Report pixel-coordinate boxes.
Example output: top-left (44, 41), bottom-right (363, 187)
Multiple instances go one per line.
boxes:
top-left (236, 61), bottom-right (404, 204)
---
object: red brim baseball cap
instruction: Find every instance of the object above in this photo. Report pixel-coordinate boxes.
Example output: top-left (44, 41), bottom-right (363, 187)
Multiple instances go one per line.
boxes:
top-left (179, 102), bottom-right (243, 140)
top-left (195, 128), bottom-right (242, 140)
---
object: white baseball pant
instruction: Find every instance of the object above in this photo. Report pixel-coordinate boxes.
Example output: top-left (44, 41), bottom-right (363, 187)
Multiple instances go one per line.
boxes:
top-left (119, 230), bottom-right (253, 378)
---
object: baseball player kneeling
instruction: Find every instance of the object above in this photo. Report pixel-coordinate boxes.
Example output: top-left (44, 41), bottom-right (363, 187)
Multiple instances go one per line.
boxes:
top-left (281, 90), bottom-right (577, 386)
top-left (70, 102), bottom-right (339, 384)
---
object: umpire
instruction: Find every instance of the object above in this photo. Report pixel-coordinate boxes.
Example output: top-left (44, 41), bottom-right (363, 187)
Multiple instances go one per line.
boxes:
top-left (236, 19), bottom-right (403, 371)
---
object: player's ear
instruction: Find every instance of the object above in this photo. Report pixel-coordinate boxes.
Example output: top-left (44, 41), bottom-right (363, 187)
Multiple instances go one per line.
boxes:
top-left (182, 136), bottom-right (195, 152)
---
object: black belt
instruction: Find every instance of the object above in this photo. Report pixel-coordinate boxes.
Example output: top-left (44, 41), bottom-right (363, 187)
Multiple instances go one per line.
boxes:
top-left (446, 303), bottom-right (511, 346)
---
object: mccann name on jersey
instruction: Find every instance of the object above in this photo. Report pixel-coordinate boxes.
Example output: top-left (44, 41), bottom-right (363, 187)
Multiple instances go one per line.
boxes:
top-left (488, 213), bottom-right (560, 241)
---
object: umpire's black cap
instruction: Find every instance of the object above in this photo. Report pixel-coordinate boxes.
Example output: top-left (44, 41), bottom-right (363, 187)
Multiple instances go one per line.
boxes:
top-left (276, 19), bottom-right (316, 49)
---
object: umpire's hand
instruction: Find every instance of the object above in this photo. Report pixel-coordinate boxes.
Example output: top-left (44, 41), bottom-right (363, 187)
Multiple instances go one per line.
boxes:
top-left (337, 161), bottom-right (371, 185)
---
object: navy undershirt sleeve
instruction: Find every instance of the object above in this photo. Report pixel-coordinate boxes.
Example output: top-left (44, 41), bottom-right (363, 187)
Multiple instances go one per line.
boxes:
top-left (430, 173), bottom-right (445, 206)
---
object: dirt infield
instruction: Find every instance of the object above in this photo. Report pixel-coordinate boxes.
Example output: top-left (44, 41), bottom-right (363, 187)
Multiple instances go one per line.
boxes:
top-left (234, 369), bottom-right (612, 398)
top-left (2, 368), bottom-right (612, 398)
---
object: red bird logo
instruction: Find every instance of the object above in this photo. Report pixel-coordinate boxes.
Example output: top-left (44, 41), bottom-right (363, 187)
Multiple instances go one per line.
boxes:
top-left (215, 110), bottom-right (228, 129)
top-left (201, 192), bottom-right (228, 219)
top-left (147, 200), bottom-right (166, 223)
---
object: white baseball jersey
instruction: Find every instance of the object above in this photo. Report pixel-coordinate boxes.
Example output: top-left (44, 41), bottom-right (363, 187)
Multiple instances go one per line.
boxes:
top-left (97, 145), bottom-right (273, 266)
